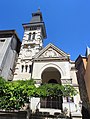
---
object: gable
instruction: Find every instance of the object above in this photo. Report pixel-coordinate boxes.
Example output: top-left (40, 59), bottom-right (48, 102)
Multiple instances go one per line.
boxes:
top-left (37, 47), bottom-right (65, 58)
top-left (34, 43), bottom-right (70, 60)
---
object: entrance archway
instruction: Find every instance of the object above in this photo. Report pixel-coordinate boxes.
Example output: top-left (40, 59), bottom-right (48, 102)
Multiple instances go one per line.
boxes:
top-left (41, 67), bottom-right (63, 110)
top-left (41, 67), bottom-right (61, 84)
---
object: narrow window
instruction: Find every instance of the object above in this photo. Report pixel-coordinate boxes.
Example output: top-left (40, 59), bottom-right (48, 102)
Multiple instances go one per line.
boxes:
top-left (29, 65), bottom-right (32, 73)
top-left (32, 32), bottom-right (35, 39)
top-left (25, 65), bottom-right (28, 72)
top-left (28, 33), bottom-right (31, 40)
top-left (21, 65), bottom-right (24, 72)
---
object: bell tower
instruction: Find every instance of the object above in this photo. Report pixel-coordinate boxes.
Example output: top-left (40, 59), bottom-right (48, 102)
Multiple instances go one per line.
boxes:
top-left (13, 9), bottom-right (47, 80)
top-left (21, 9), bottom-right (47, 58)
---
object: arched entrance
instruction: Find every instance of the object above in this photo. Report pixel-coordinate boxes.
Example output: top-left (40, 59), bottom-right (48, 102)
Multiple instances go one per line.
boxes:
top-left (41, 67), bottom-right (61, 84)
top-left (41, 67), bottom-right (63, 110)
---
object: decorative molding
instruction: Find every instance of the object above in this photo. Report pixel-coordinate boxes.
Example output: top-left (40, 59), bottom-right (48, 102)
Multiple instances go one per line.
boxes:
top-left (61, 79), bottom-right (72, 84)
top-left (34, 43), bottom-right (70, 60)
top-left (34, 57), bottom-right (68, 61)
top-left (39, 48), bottom-right (62, 58)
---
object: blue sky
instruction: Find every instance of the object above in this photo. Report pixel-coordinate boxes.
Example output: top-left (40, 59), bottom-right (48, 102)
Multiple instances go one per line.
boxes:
top-left (0, 0), bottom-right (90, 60)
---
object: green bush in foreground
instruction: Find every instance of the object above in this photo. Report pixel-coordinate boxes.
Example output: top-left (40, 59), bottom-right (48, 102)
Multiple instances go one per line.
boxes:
top-left (0, 78), bottom-right (36, 110)
top-left (0, 77), bottom-right (78, 110)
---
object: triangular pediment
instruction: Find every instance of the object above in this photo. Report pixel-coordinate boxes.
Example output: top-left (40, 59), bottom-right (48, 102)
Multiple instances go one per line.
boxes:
top-left (34, 43), bottom-right (70, 60)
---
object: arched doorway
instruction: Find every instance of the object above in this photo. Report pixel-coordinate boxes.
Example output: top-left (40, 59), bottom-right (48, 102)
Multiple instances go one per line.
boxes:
top-left (41, 67), bottom-right (63, 110)
top-left (41, 67), bottom-right (61, 84)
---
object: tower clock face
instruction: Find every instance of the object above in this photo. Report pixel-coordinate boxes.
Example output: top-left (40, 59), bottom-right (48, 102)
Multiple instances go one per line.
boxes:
top-left (24, 50), bottom-right (32, 57)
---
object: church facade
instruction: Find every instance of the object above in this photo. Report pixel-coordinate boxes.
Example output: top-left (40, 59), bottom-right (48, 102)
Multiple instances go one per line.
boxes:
top-left (13, 9), bottom-right (81, 116)
top-left (0, 9), bottom-right (82, 118)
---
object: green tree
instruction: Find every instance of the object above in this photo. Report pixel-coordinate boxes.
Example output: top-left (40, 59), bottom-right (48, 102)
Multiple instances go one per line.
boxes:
top-left (0, 77), bottom-right (78, 110)
top-left (0, 78), bottom-right (36, 110)
top-left (36, 83), bottom-right (78, 98)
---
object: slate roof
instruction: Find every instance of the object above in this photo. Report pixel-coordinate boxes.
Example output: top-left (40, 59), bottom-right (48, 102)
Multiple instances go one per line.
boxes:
top-left (22, 9), bottom-right (47, 39)
top-left (30, 9), bottom-right (43, 23)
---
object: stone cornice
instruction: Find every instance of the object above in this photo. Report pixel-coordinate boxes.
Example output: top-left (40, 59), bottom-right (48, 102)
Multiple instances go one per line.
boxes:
top-left (33, 57), bottom-right (69, 62)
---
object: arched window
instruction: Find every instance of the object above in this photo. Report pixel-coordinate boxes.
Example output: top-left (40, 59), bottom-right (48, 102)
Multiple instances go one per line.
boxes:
top-left (28, 33), bottom-right (31, 40)
top-left (25, 65), bottom-right (28, 72)
top-left (32, 32), bottom-right (35, 39)
top-left (21, 65), bottom-right (24, 72)
top-left (29, 65), bottom-right (32, 73)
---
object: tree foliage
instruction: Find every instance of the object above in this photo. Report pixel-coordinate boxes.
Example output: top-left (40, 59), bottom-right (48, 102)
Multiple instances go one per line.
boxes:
top-left (36, 84), bottom-right (78, 98)
top-left (0, 77), bottom-right (78, 110)
top-left (0, 77), bottom-right (36, 110)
